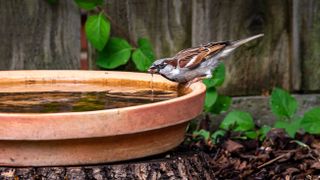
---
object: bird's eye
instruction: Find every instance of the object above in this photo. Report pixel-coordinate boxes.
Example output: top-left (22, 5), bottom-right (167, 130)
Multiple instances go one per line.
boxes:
top-left (158, 63), bottom-right (166, 68)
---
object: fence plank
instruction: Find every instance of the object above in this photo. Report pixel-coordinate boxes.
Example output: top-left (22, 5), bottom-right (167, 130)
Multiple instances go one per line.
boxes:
top-left (0, 0), bottom-right (80, 70)
top-left (105, 0), bottom-right (192, 58)
top-left (2, 0), bottom-right (319, 95)
top-left (192, 0), bottom-right (292, 96)
top-left (298, 0), bottom-right (320, 92)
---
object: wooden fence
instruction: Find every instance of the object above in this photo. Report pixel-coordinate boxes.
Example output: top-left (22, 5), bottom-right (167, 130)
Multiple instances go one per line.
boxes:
top-left (0, 0), bottom-right (319, 96)
top-left (0, 0), bottom-right (80, 70)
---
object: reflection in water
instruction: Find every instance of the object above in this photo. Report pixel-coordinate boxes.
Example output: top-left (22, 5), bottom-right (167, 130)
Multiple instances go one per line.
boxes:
top-left (0, 88), bottom-right (178, 113)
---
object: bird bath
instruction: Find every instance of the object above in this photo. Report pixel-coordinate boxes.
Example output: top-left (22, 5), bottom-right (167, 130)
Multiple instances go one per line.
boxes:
top-left (0, 70), bottom-right (205, 166)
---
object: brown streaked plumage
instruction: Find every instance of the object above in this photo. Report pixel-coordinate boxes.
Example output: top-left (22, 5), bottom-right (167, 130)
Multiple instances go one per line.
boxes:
top-left (165, 42), bottom-right (228, 69)
top-left (148, 34), bottom-right (264, 84)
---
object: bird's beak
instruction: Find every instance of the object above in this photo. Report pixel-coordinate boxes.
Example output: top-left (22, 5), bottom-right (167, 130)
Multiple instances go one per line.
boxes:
top-left (148, 66), bottom-right (158, 74)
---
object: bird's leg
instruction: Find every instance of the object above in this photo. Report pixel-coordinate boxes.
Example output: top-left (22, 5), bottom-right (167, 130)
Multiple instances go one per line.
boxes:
top-left (192, 76), bottom-right (209, 83)
top-left (183, 81), bottom-right (193, 88)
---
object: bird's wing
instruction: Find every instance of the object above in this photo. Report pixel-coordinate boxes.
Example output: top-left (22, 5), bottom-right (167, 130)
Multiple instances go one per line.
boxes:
top-left (174, 47), bottom-right (200, 68)
top-left (174, 42), bottom-right (227, 69)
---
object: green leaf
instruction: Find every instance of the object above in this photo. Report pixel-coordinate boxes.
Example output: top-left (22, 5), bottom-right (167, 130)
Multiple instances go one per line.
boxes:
top-left (208, 95), bottom-right (231, 114)
top-left (137, 38), bottom-right (155, 60)
top-left (204, 87), bottom-right (218, 111)
top-left (186, 119), bottom-right (198, 133)
top-left (203, 63), bottom-right (226, 88)
top-left (220, 111), bottom-right (255, 132)
top-left (132, 38), bottom-right (155, 72)
top-left (210, 130), bottom-right (226, 144)
top-left (274, 117), bottom-right (302, 138)
top-left (85, 14), bottom-right (110, 51)
top-left (132, 49), bottom-right (151, 71)
top-left (258, 125), bottom-right (271, 141)
top-left (245, 131), bottom-right (258, 139)
top-left (193, 129), bottom-right (210, 141)
top-left (270, 87), bottom-right (298, 119)
top-left (74, 0), bottom-right (103, 10)
top-left (301, 107), bottom-right (320, 134)
top-left (96, 37), bottom-right (131, 69)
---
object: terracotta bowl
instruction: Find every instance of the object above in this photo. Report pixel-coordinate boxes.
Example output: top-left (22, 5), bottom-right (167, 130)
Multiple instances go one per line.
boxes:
top-left (0, 70), bottom-right (206, 166)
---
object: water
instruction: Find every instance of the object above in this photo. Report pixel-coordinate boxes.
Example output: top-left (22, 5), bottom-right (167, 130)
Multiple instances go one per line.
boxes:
top-left (150, 74), bottom-right (154, 101)
top-left (0, 85), bottom-right (178, 113)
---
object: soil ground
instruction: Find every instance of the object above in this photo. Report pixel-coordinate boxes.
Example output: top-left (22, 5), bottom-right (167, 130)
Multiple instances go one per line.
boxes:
top-left (167, 128), bottom-right (320, 179)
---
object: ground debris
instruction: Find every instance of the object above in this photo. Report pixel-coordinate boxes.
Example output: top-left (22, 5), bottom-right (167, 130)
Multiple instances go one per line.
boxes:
top-left (224, 139), bottom-right (244, 153)
top-left (186, 128), bottom-right (320, 179)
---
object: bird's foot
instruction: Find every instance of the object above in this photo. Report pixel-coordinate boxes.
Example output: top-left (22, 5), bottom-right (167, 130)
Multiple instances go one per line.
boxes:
top-left (184, 76), bottom-right (206, 88)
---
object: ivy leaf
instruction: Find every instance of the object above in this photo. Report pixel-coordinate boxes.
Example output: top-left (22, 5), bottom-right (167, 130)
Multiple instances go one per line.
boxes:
top-left (137, 38), bottom-right (155, 60)
top-left (274, 117), bottom-right (302, 138)
top-left (203, 63), bottom-right (226, 88)
top-left (186, 119), bottom-right (198, 133)
top-left (132, 50), bottom-right (151, 71)
top-left (210, 130), bottom-right (226, 144)
top-left (74, 0), bottom-right (103, 10)
top-left (132, 38), bottom-right (155, 72)
top-left (258, 125), bottom-right (272, 141)
top-left (85, 14), bottom-right (110, 51)
top-left (220, 111), bottom-right (255, 132)
top-left (270, 87), bottom-right (298, 119)
top-left (193, 129), bottom-right (210, 141)
top-left (245, 131), bottom-right (258, 139)
top-left (96, 37), bottom-right (131, 69)
top-left (301, 107), bottom-right (320, 134)
top-left (204, 87), bottom-right (218, 111)
top-left (208, 95), bottom-right (231, 114)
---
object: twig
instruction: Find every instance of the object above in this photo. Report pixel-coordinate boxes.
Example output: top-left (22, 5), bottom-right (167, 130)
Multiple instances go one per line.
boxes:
top-left (239, 154), bottom-right (258, 160)
top-left (257, 151), bottom-right (293, 169)
top-left (213, 148), bottom-right (221, 160)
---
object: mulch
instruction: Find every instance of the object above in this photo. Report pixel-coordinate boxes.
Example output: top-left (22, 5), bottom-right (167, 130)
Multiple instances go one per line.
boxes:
top-left (176, 128), bottom-right (320, 179)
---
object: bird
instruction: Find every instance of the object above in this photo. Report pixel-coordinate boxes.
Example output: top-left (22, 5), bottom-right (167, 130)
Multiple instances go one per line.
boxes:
top-left (148, 34), bottom-right (264, 85)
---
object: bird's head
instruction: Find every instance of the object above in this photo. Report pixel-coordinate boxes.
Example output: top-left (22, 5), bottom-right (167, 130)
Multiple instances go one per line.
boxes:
top-left (148, 58), bottom-right (174, 74)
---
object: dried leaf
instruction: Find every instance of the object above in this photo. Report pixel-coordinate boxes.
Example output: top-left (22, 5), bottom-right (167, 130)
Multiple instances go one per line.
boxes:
top-left (283, 167), bottom-right (300, 175)
top-left (311, 162), bottom-right (320, 169)
top-left (224, 140), bottom-right (244, 153)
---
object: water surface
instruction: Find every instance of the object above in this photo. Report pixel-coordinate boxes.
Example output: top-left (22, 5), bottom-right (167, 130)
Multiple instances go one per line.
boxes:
top-left (0, 84), bottom-right (178, 113)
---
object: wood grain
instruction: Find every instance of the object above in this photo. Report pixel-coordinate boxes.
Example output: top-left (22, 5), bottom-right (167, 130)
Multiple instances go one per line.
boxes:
top-left (1, 0), bottom-right (320, 95)
top-left (0, 0), bottom-right (80, 70)
top-left (0, 152), bottom-right (215, 179)
top-left (105, 0), bottom-right (300, 95)
top-left (192, 0), bottom-right (291, 96)
top-left (105, 0), bottom-right (192, 58)
top-left (298, 0), bottom-right (320, 92)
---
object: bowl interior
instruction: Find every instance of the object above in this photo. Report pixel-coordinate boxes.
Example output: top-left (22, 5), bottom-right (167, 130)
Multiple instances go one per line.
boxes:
top-left (0, 70), bottom-right (191, 114)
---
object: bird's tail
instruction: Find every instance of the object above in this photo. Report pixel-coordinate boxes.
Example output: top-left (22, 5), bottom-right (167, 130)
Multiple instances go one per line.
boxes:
top-left (219, 34), bottom-right (264, 58)
top-left (231, 34), bottom-right (264, 48)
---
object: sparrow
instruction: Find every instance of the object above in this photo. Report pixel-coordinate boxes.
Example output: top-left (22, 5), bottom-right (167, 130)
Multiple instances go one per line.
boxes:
top-left (148, 34), bottom-right (264, 84)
